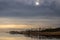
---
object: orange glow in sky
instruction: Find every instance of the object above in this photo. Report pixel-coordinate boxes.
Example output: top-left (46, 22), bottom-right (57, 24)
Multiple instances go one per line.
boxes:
top-left (0, 24), bottom-right (28, 28)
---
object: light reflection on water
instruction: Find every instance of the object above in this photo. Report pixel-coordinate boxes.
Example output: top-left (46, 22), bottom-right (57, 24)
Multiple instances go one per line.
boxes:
top-left (0, 32), bottom-right (60, 40)
top-left (0, 37), bottom-right (39, 40)
top-left (0, 32), bottom-right (39, 40)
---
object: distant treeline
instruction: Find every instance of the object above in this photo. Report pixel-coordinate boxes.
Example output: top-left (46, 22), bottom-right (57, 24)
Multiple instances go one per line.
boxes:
top-left (24, 28), bottom-right (60, 32)
top-left (40, 28), bottom-right (60, 32)
top-left (8, 28), bottom-right (60, 39)
top-left (9, 28), bottom-right (60, 34)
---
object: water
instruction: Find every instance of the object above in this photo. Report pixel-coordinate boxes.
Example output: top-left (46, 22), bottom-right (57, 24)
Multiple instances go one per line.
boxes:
top-left (0, 31), bottom-right (60, 40)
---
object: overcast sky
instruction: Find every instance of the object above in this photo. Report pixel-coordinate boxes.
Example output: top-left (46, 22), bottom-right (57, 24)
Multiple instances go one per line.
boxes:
top-left (0, 0), bottom-right (60, 28)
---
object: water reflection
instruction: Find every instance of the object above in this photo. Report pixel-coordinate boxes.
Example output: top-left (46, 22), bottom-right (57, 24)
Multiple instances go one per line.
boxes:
top-left (0, 37), bottom-right (59, 40)
top-left (0, 37), bottom-right (34, 40)
top-left (0, 32), bottom-right (39, 40)
top-left (0, 30), bottom-right (60, 40)
top-left (0, 33), bottom-right (60, 40)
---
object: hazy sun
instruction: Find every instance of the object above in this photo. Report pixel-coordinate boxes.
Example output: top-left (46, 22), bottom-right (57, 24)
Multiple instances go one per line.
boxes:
top-left (35, 2), bottom-right (39, 6)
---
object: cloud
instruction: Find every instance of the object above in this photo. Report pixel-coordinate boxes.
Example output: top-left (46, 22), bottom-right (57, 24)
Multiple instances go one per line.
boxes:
top-left (0, 17), bottom-right (60, 28)
top-left (0, 0), bottom-right (60, 18)
top-left (0, 0), bottom-right (60, 28)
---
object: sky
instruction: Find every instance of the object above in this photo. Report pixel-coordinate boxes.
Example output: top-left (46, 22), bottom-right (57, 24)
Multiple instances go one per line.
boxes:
top-left (0, 0), bottom-right (60, 29)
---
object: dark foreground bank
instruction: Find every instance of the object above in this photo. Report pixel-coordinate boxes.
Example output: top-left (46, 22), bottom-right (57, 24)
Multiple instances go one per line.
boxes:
top-left (8, 28), bottom-right (60, 39)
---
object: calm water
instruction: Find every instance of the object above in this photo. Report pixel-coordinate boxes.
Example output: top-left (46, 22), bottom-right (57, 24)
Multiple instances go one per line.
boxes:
top-left (0, 32), bottom-right (60, 40)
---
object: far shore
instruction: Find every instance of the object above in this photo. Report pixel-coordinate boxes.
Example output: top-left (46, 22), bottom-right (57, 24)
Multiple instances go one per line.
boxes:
top-left (8, 28), bottom-right (60, 38)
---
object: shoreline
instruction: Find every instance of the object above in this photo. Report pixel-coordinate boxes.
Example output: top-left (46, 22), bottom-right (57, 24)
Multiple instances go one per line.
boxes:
top-left (9, 28), bottom-right (60, 38)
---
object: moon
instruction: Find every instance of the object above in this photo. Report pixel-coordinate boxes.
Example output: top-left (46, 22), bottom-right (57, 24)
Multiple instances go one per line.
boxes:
top-left (35, 2), bottom-right (40, 6)
top-left (35, 0), bottom-right (40, 6)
